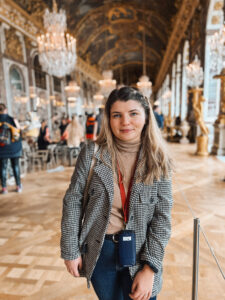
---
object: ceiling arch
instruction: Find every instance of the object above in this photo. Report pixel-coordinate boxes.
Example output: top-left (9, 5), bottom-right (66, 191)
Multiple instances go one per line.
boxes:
top-left (17, 0), bottom-right (180, 85)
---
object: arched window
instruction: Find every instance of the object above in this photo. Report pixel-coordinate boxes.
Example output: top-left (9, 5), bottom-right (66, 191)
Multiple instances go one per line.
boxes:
top-left (9, 66), bottom-right (24, 94)
top-left (175, 54), bottom-right (182, 117)
top-left (204, 0), bottom-right (224, 122)
top-left (34, 55), bottom-right (46, 89)
top-left (171, 63), bottom-right (176, 119)
top-left (181, 40), bottom-right (190, 120)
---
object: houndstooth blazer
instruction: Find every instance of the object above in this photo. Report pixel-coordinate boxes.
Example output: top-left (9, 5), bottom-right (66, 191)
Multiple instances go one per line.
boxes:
top-left (61, 142), bottom-right (173, 297)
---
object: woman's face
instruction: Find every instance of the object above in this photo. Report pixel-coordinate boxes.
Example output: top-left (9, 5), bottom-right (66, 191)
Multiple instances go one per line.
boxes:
top-left (110, 100), bottom-right (146, 142)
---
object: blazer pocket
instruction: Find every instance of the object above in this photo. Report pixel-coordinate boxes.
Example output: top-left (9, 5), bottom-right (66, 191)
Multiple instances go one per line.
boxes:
top-left (139, 187), bottom-right (157, 205)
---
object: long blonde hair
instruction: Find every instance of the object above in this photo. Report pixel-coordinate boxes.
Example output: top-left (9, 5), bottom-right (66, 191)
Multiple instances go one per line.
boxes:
top-left (96, 87), bottom-right (172, 184)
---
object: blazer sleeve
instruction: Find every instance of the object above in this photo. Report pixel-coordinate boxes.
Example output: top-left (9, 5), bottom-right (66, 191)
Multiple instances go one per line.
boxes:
top-left (140, 175), bottom-right (173, 273)
top-left (60, 143), bottom-right (94, 260)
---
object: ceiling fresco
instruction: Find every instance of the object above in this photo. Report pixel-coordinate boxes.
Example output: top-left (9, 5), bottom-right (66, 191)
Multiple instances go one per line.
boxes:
top-left (15, 0), bottom-right (182, 85)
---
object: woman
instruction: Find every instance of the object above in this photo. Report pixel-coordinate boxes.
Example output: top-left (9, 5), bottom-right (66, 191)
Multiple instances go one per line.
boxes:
top-left (0, 103), bottom-right (22, 194)
top-left (37, 120), bottom-right (51, 150)
top-left (66, 115), bottom-right (84, 148)
top-left (61, 87), bottom-right (173, 300)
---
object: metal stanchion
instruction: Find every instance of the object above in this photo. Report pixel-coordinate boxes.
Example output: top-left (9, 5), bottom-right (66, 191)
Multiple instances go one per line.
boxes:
top-left (192, 218), bottom-right (200, 300)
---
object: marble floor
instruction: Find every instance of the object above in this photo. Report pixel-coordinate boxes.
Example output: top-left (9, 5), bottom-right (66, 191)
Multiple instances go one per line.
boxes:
top-left (0, 143), bottom-right (224, 300)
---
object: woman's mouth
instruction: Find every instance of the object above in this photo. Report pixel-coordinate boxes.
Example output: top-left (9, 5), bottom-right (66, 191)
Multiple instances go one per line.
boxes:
top-left (120, 129), bottom-right (133, 133)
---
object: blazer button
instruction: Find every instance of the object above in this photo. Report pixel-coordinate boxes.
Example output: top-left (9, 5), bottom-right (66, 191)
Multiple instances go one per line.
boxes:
top-left (91, 188), bottom-right (94, 195)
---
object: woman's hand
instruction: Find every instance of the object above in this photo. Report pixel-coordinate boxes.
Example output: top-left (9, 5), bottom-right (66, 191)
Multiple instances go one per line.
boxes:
top-left (129, 264), bottom-right (154, 300)
top-left (64, 257), bottom-right (83, 277)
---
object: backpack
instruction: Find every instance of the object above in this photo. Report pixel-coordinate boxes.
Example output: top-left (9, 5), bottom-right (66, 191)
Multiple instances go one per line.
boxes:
top-left (0, 122), bottom-right (20, 147)
top-left (0, 122), bottom-right (12, 146)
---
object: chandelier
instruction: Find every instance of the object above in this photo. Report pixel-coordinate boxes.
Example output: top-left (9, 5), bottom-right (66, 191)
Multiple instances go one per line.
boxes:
top-left (209, 25), bottom-right (225, 73)
top-left (137, 75), bottom-right (152, 99)
top-left (93, 93), bottom-right (104, 108)
top-left (137, 26), bottom-right (152, 99)
top-left (14, 95), bottom-right (29, 104)
top-left (162, 89), bottom-right (172, 101)
top-left (99, 70), bottom-right (116, 98)
top-left (37, 0), bottom-right (76, 78)
top-left (65, 81), bottom-right (80, 97)
top-left (186, 55), bottom-right (204, 88)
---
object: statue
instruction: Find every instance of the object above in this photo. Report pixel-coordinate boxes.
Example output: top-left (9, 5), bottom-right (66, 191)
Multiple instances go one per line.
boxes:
top-left (192, 91), bottom-right (209, 135)
top-left (189, 88), bottom-right (209, 156)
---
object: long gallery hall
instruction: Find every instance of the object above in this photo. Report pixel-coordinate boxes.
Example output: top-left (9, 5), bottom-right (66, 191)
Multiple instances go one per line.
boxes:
top-left (0, 0), bottom-right (225, 300)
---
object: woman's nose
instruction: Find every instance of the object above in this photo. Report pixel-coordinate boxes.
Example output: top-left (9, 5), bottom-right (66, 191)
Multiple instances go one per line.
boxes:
top-left (121, 115), bottom-right (130, 125)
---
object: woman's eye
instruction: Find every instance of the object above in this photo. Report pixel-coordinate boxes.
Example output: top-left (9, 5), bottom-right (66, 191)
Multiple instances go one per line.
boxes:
top-left (130, 112), bottom-right (138, 116)
top-left (112, 114), bottom-right (121, 118)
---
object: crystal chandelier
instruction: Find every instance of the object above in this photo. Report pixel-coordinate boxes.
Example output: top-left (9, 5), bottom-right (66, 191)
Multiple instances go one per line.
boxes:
top-left (209, 25), bottom-right (225, 73)
top-left (65, 81), bottom-right (80, 94)
top-left (37, 0), bottom-right (76, 78)
top-left (137, 75), bottom-right (152, 99)
top-left (162, 89), bottom-right (172, 101)
top-left (93, 93), bottom-right (104, 108)
top-left (186, 55), bottom-right (204, 88)
top-left (99, 70), bottom-right (116, 98)
top-left (137, 27), bottom-right (152, 99)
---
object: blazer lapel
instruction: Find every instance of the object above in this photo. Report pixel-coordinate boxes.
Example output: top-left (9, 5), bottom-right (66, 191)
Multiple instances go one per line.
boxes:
top-left (129, 181), bottom-right (144, 216)
top-left (128, 149), bottom-right (145, 216)
top-left (93, 148), bottom-right (114, 204)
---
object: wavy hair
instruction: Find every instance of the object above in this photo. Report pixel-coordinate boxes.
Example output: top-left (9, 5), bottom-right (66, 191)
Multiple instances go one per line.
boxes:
top-left (96, 86), bottom-right (172, 184)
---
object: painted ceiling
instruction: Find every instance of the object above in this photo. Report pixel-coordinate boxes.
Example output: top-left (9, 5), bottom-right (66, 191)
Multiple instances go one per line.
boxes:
top-left (15, 0), bottom-right (182, 85)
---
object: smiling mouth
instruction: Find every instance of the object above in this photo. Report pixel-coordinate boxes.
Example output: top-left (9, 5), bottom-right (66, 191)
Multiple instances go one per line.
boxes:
top-left (120, 129), bottom-right (134, 133)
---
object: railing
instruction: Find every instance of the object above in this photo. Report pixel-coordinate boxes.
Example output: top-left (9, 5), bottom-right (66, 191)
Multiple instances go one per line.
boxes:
top-left (177, 183), bottom-right (225, 300)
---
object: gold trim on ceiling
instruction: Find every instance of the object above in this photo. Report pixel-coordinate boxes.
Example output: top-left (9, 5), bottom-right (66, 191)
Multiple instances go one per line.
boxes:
top-left (154, 0), bottom-right (200, 91)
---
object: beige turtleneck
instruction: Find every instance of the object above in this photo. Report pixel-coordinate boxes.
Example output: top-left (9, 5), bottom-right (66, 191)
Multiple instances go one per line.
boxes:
top-left (106, 138), bottom-right (141, 234)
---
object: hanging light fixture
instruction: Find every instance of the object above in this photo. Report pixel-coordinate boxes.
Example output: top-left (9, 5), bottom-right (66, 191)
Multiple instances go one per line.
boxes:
top-left (98, 2), bottom-right (116, 98)
top-left (65, 81), bottom-right (80, 94)
top-left (137, 24), bottom-right (152, 99)
top-left (186, 55), bottom-right (204, 88)
top-left (99, 70), bottom-right (116, 98)
top-left (209, 5), bottom-right (225, 73)
top-left (37, 0), bottom-right (76, 78)
top-left (93, 92), bottom-right (104, 108)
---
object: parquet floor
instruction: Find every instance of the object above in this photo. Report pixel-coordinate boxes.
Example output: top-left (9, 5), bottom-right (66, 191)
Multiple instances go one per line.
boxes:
top-left (0, 143), bottom-right (224, 300)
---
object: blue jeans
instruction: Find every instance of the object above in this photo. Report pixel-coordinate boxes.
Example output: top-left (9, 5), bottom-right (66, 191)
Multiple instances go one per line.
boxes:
top-left (0, 157), bottom-right (21, 188)
top-left (91, 239), bottom-right (156, 300)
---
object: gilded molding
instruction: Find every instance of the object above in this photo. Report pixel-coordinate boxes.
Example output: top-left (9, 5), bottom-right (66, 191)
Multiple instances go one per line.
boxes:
top-left (0, 0), bottom-right (40, 40)
top-left (154, 0), bottom-right (200, 91)
top-left (5, 27), bottom-right (23, 62)
top-left (0, 0), bottom-right (102, 83)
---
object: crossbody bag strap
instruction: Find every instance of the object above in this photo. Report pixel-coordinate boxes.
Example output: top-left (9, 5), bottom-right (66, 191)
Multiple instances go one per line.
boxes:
top-left (82, 143), bottom-right (98, 216)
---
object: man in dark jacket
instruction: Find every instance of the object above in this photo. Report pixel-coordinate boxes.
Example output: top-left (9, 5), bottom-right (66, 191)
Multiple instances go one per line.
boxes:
top-left (0, 103), bottom-right (22, 194)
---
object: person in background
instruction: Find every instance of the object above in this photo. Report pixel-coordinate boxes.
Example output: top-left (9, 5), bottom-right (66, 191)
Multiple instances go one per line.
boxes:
top-left (153, 104), bottom-right (164, 129)
top-left (85, 113), bottom-right (97, 141)
top-left (61, 87), bottom-right (173, 300)
top-left (66, 115), bottom-right (84, 148)
top-left (59, 118), bottom-right (69, 145)
top-left (37, 120), bottom-right (51, 150)
top-left (95, 107), bottom-right (104, 137)
top-left (0, 103), bottom-right (22, 194)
